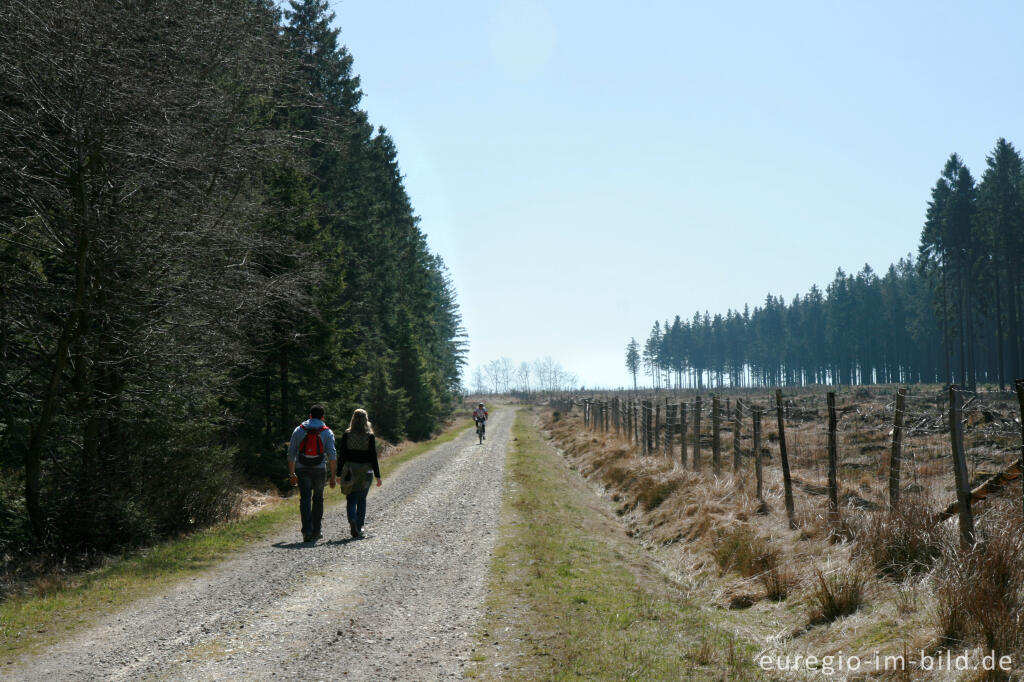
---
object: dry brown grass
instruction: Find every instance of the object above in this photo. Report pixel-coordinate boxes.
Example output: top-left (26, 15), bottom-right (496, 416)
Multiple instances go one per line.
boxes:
top-left (933, 510), bottom-right (1024, 664)
top-left (809, 564), bottom-right (869, 623)
top-left (854, 494), bottom-right (947, 578)
top-left (547, 417), bottom-right (752, 546)
top-left (543, 387), bottom-right (1024, 678)
top-left (712, 525), bottom-right (774, 578)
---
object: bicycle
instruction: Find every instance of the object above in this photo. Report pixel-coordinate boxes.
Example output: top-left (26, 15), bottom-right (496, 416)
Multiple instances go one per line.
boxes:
top-left (475, 419), bottom-right (486, 444)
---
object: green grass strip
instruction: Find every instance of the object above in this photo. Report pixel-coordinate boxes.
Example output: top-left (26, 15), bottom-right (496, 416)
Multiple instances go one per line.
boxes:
top-left (469, 409), bottom-right (761, 680)
top-left (0, 417), bottom-right (472, 661)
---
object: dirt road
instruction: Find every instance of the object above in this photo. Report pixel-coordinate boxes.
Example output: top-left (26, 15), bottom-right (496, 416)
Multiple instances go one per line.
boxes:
top-left (10, 410), bottom-right (510, 681)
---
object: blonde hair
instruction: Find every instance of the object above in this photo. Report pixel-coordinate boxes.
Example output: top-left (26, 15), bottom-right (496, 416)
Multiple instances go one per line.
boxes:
top-left (346, 408), bottom-right (374, 435)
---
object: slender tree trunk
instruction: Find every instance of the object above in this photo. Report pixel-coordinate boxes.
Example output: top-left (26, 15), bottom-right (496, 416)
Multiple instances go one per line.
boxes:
top-left (941, 266), bottom-right (952, 384)
top-left (958, 279), bottom-right (966, 386)
top-left (1011, 281), bottom-right (1022, 382)
top-left (966, 293), bottom-right (977, 391)
top-left (995, 270), bottom-right (1006, 391)
top-left (263, 368), bottom-right (272, 444)
top-left (72, 300), bottom-right (98, 542)
top-left (279, 346), bottom-right (290, 435)
top-left (24, 174), bottom-right (91, 541)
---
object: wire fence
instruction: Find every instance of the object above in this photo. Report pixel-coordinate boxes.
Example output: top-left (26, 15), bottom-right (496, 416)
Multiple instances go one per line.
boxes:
top-left (551, 381), bottom-right (1024, 542)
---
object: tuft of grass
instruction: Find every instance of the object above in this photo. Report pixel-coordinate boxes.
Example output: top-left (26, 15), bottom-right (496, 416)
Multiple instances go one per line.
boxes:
top-left (854, 498), bottom-right (945, 579)
top-left (809, 566), bottom-right (868, 624)
top-left (0, 417), bottom-right (473, 661)
top-left (933, 518), bottom-right (1024, 657)
top-left (712, 523), bottom-right (796, 602)
top-left (933, 555), bottom-right (972, 649)
top-left (894, 580), bottom-right (919, 616)
top-left (471, 409), bottom-right (758, 680)
top-left (635, 476), bottom-right (684, 511)
top-left (712, 525), bottom-right (774, 578)
top-left (761, 565), bottom-right (797, 602)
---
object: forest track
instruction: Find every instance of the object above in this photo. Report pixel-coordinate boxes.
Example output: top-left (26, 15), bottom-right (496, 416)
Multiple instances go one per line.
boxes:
top-left (8, 410), bottom-right (511, 681)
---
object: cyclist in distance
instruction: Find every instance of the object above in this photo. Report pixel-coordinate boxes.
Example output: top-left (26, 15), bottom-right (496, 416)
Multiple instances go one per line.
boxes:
top-left (473, 402), bottom-right (488, 443)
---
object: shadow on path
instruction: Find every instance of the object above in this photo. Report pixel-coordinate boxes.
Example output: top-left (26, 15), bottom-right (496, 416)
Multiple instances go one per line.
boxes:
top-left (272, 536), bottom-right (364, 550)
top-left (271, 540), bottom-right (316, 550)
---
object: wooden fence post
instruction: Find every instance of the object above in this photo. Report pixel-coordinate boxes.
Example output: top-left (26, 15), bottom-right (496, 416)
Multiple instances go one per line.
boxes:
top-left (666, 403), bottom-right (676, 459)
top-left (664, 399), bottom-right (671, 454)
top-left (775, 389), bottom-right (795, 528)
top-left (655, 403), bottom-right (661, 454)
top-left (827, 391), bottom-right (838, 515)
top-left (712, 396), bottom-right (721, 475)
top-left (634, 402), bottom-right (639, 446)
top-left (733, 399), bottom-right (741, 473)
top-left (693, 396), bottom-right (702, 471)
top-left (753, 406), bottom-right (763, 501)
top-left (889, 387), bottom-right (906, 508)
top-left (1016, 379), bottom-right (1024, 521)
top-left (679, 402), bottom-right (688, 468)
top-left (646, 400), bottom-right (654, 455)
top-left (640, 401), bottom-right (647, 455)
top-left (949, 386), bottom-right (975, 547)
top-left (638, 401), bottom-right (643, 452)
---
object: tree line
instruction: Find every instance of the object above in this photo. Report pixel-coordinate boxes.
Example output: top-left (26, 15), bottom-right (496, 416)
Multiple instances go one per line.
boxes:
top-left (626, 138), bottom-right (1024, 392)
top-left (470, 357), bottom-right (579, 395)
top-left (0, 0), bottom-right (466, 554)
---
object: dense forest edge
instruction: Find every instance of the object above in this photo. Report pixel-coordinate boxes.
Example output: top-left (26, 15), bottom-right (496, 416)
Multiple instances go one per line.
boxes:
top-left (0, 0), bottom-right (467, 559)
top-left (628, 140), bottom-right (1024, 393)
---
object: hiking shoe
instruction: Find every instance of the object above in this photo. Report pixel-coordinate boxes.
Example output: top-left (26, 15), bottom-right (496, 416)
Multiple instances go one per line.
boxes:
top-left (350, 522), bottom-right (359, 538)
top-left (313, 532), bottom-right (323, 541)
top-left (302, 534), bottom-right (312, 543)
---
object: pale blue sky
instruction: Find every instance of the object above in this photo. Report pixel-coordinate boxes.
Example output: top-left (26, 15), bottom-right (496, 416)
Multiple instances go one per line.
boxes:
top-left (331, 0), bottom-right (1024, 388)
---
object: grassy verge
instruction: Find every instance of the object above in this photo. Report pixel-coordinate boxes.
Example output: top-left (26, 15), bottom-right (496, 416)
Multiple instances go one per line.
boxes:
top-left (0, 416), bottom-right (472, 662)
top-left (468, 408), bottom-right (761, 680)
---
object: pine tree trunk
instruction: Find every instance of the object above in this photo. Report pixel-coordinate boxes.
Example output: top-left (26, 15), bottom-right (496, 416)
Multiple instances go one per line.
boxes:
top-left (24, 171), bottom-right (92, 541)
top-left (942, 266), bottom-right (952, 384)
top-left (1011, 281), bottom-right (1022, 382)
top-left (966, 289), bottom-right (977, 391)
top-left (995, 273), bottom-right (1005, 390)
top-left (958, 279), bottom-right (967, 386)
top-left (279, 346), bottom-right (290, 435)
top-left (263, 369), bottom-right (273, 444)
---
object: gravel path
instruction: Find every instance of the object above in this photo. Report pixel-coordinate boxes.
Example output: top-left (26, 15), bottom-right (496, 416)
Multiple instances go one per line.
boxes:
top-left (9, 410), bottom-right (511, 681)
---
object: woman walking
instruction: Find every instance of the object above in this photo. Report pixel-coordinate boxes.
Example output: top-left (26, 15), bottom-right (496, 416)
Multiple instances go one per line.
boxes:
top-left (339, 408), bottom-right (382, 538)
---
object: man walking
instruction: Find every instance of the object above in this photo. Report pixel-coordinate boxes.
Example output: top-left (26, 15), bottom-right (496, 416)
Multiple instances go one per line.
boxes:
top-left (287, 405), bottom-right (337, 542)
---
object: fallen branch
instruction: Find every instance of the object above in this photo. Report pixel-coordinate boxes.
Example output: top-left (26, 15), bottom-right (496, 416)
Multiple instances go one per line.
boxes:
top-left (933, 456), bottom-right (1023, 523)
